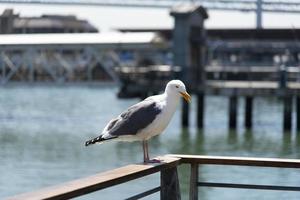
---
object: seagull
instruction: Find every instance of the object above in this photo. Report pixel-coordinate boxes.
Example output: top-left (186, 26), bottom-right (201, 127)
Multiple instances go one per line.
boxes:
top-left (85, 80), bottom-right (191, 163)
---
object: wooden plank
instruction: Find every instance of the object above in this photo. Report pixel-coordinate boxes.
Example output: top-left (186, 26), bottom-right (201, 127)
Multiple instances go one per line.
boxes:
top-left (168, 154), bottom-right (300, 168)
top-left (205, 81), bottom-right (300, 90)
top-left (205, 66), bottom-right (300, 73)
top-left (7, 156), bottom-right (180, 200)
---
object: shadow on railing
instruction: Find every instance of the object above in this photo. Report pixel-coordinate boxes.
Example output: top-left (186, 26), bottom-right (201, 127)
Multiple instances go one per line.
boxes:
top-left (6, 154), bottom-right (300, 200)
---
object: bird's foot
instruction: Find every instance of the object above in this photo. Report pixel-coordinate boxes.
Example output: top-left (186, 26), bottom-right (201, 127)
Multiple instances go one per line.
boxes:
top-left (144, 158), bottom-right (161, 164)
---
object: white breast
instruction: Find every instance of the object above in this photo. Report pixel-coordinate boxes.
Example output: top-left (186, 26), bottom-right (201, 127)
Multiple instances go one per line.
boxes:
top-left (137, 97), bottom-right (179, 140)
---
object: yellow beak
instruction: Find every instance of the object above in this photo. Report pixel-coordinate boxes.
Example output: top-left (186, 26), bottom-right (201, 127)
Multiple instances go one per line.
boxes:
top-left (180, 91), bottom-right (191, 103)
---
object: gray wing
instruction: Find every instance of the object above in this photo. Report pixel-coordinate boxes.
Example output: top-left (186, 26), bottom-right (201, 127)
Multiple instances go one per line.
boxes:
top-left (105, 99), bottom-right (162, 136)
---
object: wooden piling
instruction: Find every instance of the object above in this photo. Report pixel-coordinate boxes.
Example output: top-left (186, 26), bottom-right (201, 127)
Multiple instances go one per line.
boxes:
top-left (245, 96), bottom-right (253, 129)
top-left (283, 96), bottom-right (293, 131)
top-left (229, 96), bottom-right (238, 129)
top-left (182, 99), bottom-right (189, 128)
top-left (297, 96), bottom-right (300, 132)
top-left (161, 166), bottom-right (181, 200)
top-left (197, 93), bottom-right (204, 129)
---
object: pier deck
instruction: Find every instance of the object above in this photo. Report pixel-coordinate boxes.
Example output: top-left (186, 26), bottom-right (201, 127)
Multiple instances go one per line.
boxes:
top-left (204, 80), bottom-right (300, 96)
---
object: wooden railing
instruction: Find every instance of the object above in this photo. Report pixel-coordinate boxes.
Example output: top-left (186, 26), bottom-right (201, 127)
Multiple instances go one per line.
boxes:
top-left (6, 154), bottom-right (300, 200)
top-left (171, 154), bottom-right (300, 200)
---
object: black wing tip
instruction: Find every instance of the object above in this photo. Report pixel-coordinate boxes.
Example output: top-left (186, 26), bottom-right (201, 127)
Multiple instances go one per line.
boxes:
top-left (85, 141), bottom-right (91, 146)
top-left (85, 135), bottom-right (118, 146)
top-left (85, 136), bottom-right (102, 146)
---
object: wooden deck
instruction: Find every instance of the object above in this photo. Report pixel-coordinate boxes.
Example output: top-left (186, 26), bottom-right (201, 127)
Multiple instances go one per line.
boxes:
top-left (204, 81), bottom-right (300, 96)
top-left (6, 154), bottom-right (300, 200)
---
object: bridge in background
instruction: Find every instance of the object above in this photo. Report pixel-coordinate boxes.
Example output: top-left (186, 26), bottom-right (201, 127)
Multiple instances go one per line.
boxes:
top-left (0, 32), bottom-right (168, 84)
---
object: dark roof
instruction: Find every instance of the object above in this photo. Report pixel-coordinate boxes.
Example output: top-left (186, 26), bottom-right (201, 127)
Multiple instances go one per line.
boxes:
top-left (13, 15), bottom-right (97, 32)
top-left (0, 9), bottom-right (98, 33)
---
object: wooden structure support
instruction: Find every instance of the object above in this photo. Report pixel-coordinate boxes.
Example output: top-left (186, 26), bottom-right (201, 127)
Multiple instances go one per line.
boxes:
top-left (182, 100), bottom-right (190, 128)
top-left (160, 165), bottom-right (181, 200)
top-left (197, 93), bottom-right (204, 129)
top-left (229, 96), bottom-right (238, 129)
top-left (245, 96), bottom-right (253, 129)
top-left (189, 164), bottom-right (199, 200)
top-left (283, 96), bottom-right (293, 131)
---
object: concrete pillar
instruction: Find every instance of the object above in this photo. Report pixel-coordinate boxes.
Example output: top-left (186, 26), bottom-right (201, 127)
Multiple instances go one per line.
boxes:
top-left (283, 96), bottom-right (293, 131)
top-left (197, 93), bottom-right (204, 129)
top-left (245, 96), bottom-right (253, 129)
top-left (229, 96), bottom-right (238, 129)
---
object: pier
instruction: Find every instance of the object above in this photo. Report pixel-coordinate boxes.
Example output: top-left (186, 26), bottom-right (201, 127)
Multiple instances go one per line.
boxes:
top-left (117, 5), bottom-right (300, 132)
top-left (7, 154), bottom-right (300, 200)
top-left (0, 4), bottom-right (300, 132)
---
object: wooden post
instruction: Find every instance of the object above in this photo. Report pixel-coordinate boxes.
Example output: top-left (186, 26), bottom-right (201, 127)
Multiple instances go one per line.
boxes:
top-left (161, 166), bottom-right (181, 200)
top-left (182, 99), bottom-right (189, 128)
top-left (283, 96), bottom-right (293, 131)
top-left (189, 164), bottom-right (199, 200)
top-left (229, 96), bottom-right (238, 129)
top-left (297, 96), bottom-right (300, 132)
top-left (197, 93), bottom-right (204, 129)
top-left (245, 96), bottom-right (253, 129)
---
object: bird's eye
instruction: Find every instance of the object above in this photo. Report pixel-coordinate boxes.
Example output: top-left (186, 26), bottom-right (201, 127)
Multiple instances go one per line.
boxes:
top-left (175, 85), bottom-right (179, 88)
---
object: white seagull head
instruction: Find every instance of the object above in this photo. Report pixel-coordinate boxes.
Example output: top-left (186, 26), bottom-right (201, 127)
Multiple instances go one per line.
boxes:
top-left (165, 80), bottom-right (191, 103)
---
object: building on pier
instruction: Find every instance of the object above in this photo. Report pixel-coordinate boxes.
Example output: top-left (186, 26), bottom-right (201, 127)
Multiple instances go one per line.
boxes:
top-left (119, 28), bottom-right (300, 68)
top-left (0, 9), bottom-right (98, 34)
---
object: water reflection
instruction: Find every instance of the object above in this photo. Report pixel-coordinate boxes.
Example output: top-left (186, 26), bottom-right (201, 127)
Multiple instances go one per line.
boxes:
top-left (243, 130), bottom-right (254, 151)
top-left (281, 132), bottom-right (292, 156)
top-left (227, 129), bottom-right (238, 145)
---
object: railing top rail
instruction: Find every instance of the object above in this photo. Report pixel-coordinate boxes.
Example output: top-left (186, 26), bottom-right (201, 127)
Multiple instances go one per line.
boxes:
top-left (7, 156), bottom-right (180, 200)
top-left (169, 154), bottom-right (300, 168)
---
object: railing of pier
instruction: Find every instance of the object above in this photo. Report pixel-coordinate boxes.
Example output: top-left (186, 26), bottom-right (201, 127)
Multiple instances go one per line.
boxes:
top-left (170, 154), bottom-right (300, 200)
top-left (6, 154), bottom-right (300, 200)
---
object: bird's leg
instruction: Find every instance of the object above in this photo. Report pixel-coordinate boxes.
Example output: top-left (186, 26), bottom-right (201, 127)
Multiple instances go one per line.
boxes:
top-left (145, 140), bottom-right (150, 161)
top-left (142, 140), bottom-right (149, 163)
top-left (143, 140), bottom-right (161, 164)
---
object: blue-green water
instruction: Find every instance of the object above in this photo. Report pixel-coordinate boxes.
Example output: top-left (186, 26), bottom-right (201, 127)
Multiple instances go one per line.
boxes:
top-left (0, 85), bottom-right (300, 200)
